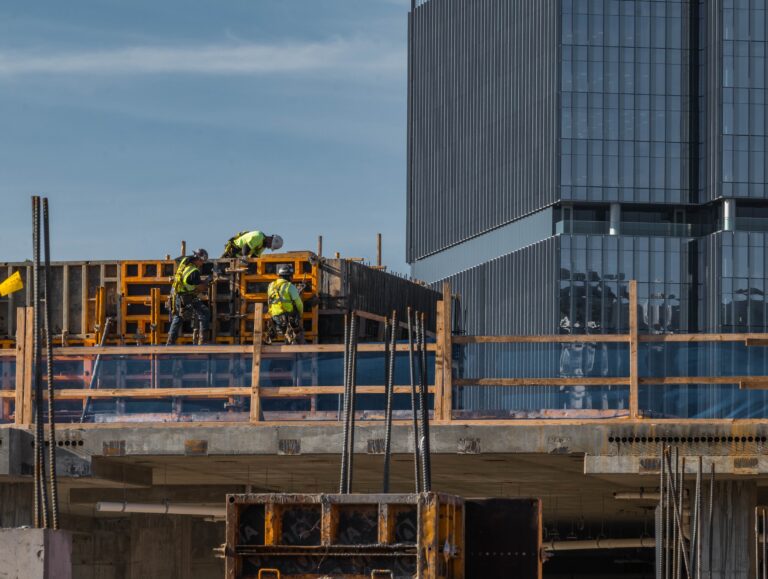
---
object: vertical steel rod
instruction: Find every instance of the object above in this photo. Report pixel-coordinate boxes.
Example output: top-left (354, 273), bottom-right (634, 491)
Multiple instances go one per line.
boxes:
top-left (659, 444), bottom-right (665, 579)
top-left (32, 195), bottom-right (49, 528)
top-left (708, 463), bottom-right (714, 579)
top-left (418, 312), bottom-right (431, 491)
top-left (42, 198), bottom-right (59, 529)
top-left (407, 307), bottom-right (421, 493)
top-left (345, 314), bottom-right (358, 493)
top-left (339, 313), bottom-right (351, 493)
top-left (382, 311), bottom-right (397, 493)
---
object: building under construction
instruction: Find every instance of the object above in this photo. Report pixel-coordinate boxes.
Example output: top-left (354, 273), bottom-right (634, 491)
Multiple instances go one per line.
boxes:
top-left (4, 0), bottom-right (768, 577)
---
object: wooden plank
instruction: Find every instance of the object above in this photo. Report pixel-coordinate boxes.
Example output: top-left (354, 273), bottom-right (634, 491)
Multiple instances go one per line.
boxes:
top-left (453, 334), bottom-right (629, 344)
top-left (260, 386), bottom-right (435, 397)
top-left (434, 299), bottom-right (445, 422)
top-left (0, 391), bottom-right (15, 399)
top-left (21, 307), bottom-right (33, 426)
top-left (453, 377), bottom-right (630, 387)
top-left (355, 309), bottom-right (437, 338)
top-left (51, 343), bottom-right (437, 356)
top-left (441, 282), bottom-right (452, 421)
top-left (250, 304), bottom-right (264, 422)
top-left (629, 280), bottom-right (639, 419)
top-left (14, 307), bottom-right (26, 425)
top-left (54, 387), bottom-right (252, 399)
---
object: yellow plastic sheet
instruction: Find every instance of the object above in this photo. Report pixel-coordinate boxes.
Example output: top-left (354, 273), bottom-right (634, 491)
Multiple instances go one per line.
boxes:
top-left (0, 271), bottom-right (23, 296)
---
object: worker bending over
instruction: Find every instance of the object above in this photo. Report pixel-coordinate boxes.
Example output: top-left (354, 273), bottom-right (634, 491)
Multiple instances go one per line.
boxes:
top-left (267, 264), bottom-right (305, 344)
top-left (167, 249), bottom-right (211, 345)
top-left (222, 231), bottom-right (283, 259)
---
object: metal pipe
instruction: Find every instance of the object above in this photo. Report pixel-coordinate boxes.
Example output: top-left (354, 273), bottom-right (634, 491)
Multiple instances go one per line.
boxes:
top-left (32, 195), bottom-right (49, 529)
top-left (707, 463), bottom-right (714, 579)
top-left (406, 307), bottom-right (421, 493)
top-left (42, 198), bottom-right (59, 529)
top-left (418, 312), bottom-right (431, 492)
top-left (80, 318), bottom-right (113, 423)
top-left (659, 444), bottom-right (665, 579)
top-left (382, 312), bottom-right (397, 493)
top-left (96, 501), bottom-right (225, 518)
top-left (346, 313), bottom-right (358, 494)
top-left (376, 233), bottom-right (382, 267)
top-left (544, 537), bottom-right (655, 552)
top-left (339, 312), bottom-right (351, 494)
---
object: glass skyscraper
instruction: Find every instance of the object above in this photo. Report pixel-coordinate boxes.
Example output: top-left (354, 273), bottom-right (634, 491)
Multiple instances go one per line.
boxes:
top-left (407, 0), bottom-right (768, 417)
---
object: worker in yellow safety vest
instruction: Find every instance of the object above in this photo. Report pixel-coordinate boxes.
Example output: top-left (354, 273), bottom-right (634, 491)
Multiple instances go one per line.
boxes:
top-left (221, 231), bottom-right (284, 259)
top-left (267, 264), bottom-right (305, 344)
top-left (167, 249), bottom-right (211, 345)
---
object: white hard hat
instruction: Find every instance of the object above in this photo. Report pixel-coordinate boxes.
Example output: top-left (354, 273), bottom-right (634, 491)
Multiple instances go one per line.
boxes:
top-left (270, 234), bottom-right (284, 251)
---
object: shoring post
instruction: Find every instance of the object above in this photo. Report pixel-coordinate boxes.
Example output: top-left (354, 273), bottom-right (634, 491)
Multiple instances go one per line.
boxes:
top-left (94, 286), bottom-right (106, 344)
top-left (15, 307), bottom-right (33, 426)
top-left (250, 303), bottom-right (264, 422)
top-left (440, 282), bottom-right (453, 421)
top-left (629, 280), bottom-right (639, 419)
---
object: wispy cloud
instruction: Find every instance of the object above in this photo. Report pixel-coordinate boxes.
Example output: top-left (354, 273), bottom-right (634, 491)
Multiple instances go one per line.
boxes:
top-left (0, 38), bottom-right (405, 76)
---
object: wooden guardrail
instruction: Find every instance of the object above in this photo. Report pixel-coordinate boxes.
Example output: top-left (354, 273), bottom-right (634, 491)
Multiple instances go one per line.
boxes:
top-left (5, 280), bottom-right (768, 425)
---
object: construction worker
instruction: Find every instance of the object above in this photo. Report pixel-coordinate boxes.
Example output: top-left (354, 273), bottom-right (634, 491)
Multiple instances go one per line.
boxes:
top-left (222, 231), bottom-right (284, 259)
top-left (167, 249), bottom-right (211, 345)
top-left (267, 264), bottom-right (305, 344)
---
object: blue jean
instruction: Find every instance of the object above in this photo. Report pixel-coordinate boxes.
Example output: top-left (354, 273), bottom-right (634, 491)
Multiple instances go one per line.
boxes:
top-left (167, 295), bottom-right (210, 345)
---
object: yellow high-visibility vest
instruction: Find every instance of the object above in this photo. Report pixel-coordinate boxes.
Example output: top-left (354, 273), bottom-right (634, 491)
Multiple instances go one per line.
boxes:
top-left (172, 258), bottom-right (199, 295)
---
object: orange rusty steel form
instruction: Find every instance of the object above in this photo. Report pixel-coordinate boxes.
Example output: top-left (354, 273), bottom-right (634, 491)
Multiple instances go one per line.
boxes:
top-left (225, 493), bottom-right (465, 579)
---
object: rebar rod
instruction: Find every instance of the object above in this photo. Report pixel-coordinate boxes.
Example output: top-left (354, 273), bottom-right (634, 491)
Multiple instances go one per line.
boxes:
top-left (665, 445), bottom-right (670, 579)
top-left (339, 312), bottom-right (351, 493)
top-left (659, 444), bottom-right (665, 579)
top-left (708, 463), bottom-right (714, 579)
top-left (382, 311), bottom-right (397, 493)
top-left (42, 198), bottom-right (59, 529)
top-left (414, 313), bottom-right (426, 492)
top-left (678, 455), bottom-right (686, 579)
top-left (32, 196), bottom-right (50, 529)
top-left (665, 449), bottom-right (691, 579)
top-left (690, 456), bottom-right (700, 579)
top-left (406, 307), bottom-right (421, 493)
top-left (345, 313), bottom-right (359, 494)
top-left (80, 317), bottom-right (112, 423)
top-left (762, 509), bottom-right (768, 579)
top-left (418, 312), bottom-right (431, 492)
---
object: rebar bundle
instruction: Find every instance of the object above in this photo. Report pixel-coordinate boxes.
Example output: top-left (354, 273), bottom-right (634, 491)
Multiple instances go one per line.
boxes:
top-left (658, 445), bottom-right (714, 579)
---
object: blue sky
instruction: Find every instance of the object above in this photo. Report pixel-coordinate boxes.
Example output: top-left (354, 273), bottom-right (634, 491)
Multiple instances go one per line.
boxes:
top-left (0, 0), bottom-right (411, 271)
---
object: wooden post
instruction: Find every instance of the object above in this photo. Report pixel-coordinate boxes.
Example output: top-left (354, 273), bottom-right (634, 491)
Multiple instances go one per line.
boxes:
top-left (376, 233), bottom-right (382, 267)
top-left (250, 303), bottom-right (264, 422)
top-left (180, 240), bottom-right (187, 257)
top-left (94, 286), bottom-right (106, 344)
top-left (435, 300), bottom-right (445, 422)
top-left (317, 235), bottom-right (323, 258)
top-left (629, 280), bottom-right (639, 419)
top-left (438, 282), bottom-right (453, 421)
top-left (14, 307), bottom-right (33, 426)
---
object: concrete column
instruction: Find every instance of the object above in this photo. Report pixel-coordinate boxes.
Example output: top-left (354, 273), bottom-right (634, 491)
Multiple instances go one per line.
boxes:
top-left (609, 203), bottom-right (621, 235)
top-left (723, 198), bottom-right (736, 231)
top-left (700, 480), bottom-right (756, 579)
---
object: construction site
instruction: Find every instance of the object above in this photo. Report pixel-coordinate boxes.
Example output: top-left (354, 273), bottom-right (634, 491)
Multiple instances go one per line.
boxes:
top-left (5, 0), bottom-right (768, 578)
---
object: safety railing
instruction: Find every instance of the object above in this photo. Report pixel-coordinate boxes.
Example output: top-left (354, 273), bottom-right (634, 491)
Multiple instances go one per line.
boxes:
top-left (5, 281), bottom-right (768, 426)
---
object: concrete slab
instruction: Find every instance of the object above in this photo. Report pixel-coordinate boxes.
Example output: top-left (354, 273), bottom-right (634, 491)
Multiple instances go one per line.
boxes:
top-left (0, 528), bottom-right (72, 579)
